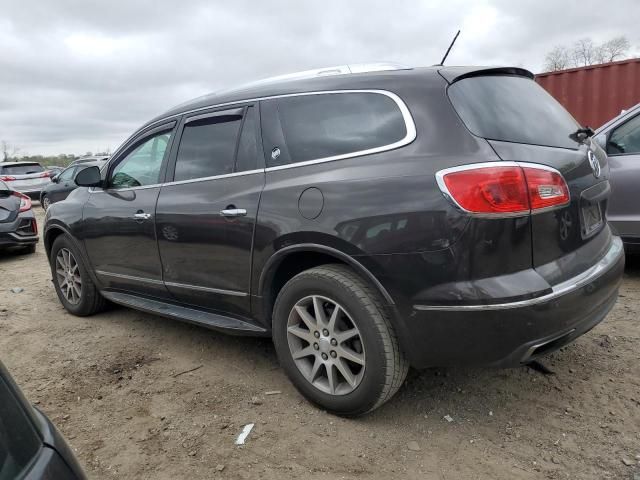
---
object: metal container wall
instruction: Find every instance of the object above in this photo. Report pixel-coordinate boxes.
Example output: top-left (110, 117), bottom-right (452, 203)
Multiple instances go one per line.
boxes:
top-left (535, 58), bottom-right (640, 129)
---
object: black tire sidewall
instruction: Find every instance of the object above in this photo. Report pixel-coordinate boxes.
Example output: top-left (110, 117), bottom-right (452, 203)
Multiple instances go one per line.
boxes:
top-left (50, 235), bottom-right (96, 315)
top-left (273, 270), bottom-right (389, 415)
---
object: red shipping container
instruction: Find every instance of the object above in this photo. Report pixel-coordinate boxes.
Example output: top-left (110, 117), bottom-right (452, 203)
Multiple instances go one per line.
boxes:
top-left (535, 58), bottom-right (640, 129)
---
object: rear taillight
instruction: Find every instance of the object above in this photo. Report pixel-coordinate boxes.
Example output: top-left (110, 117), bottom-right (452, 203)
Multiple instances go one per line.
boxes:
top-left (436, 162), bottom-right (570, 216)
top-left (0, 176), bottom-right (16, 182)
top-left (13, 192), bottom-right (32, 212)
top-left (40, 171), bottom-right (51, 178)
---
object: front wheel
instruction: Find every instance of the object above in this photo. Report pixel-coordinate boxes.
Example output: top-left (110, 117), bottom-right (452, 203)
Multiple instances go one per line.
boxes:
top-left (41, 195), bottom-right (51, 211)
top-left (50, 234), bottom-right (106, 316)
top-left (272, 264), bottom-right (408, 416)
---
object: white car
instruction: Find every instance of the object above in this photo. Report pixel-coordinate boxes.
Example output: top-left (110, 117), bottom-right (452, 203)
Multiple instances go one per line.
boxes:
top-left (0, 161), bottom-right (52, 199)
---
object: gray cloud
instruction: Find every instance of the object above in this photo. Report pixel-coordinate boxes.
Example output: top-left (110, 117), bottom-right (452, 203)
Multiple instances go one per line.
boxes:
top-left (1, 0), bottom-right (638, 155)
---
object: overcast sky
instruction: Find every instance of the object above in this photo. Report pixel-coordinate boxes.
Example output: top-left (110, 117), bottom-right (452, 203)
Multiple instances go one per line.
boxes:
top-left (1, 0), bottom-right (639, 157)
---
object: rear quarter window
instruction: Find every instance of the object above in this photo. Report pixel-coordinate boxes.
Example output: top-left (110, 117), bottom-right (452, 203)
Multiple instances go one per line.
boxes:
top-left (263, 92), bottom-right (409, 167)
top-left (448, 76), bottom-right (581, 150)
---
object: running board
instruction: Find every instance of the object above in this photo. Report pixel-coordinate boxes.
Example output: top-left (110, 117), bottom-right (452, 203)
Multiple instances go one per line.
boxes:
top-left (101, 291), bottom-right (267, 335)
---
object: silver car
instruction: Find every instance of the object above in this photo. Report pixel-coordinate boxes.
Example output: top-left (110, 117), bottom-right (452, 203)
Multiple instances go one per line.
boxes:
top-left (0, 161), bottom-right (52, 199)
top-left (595, 102), bottom-right (640, 254)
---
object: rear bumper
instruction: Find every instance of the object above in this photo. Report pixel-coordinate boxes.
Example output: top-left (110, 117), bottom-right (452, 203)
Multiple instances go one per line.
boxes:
top-left (401, 236), bottom-right (625, 368)
top-left (0, 212), bottom-right (38, 248)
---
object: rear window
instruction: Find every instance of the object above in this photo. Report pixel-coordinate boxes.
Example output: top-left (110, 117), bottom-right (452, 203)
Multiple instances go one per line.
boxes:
top-left (448, 76), bottom-right (580, 150)
top-left (0, 163), bottom-right (44, 175)
top-left (264, 92), bottom-right (407, 167)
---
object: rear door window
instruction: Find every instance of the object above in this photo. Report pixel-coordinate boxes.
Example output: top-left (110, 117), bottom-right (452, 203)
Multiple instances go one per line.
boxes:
top-left (174, 112), bottom-right (243, 181)
top-left (262, 92), bottom-right (408, 167)
top-left (448, 75), bottom-right (581, 150)
top-left (0, 164), bottom-right (44, 175)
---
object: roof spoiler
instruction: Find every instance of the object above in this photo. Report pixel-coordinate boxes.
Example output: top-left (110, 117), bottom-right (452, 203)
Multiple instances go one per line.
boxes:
top-left (438, 66), bottom-right (534, 84)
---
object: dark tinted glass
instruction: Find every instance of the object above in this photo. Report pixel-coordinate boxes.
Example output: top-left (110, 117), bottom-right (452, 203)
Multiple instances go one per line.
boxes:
top-left (608, 113), bottom-right (640, 155)
top-left (0, 377), bottom-right (41, 479)
top-left (235, 107), bottom-right (260, 172)
top-left (58, 167), bottom-right (76, 181)
top-left (0, 164), bottom-right (44, 175)
top-left (271, 93), bottom-right (407, 166)
top-left (175, 115), bottom-right (241, 181)
top-left (448, 76), bottom-right (581, 149)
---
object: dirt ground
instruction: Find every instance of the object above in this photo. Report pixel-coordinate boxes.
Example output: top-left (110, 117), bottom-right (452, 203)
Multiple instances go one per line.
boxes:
top-left (1, 206), bottom-right (639, 480)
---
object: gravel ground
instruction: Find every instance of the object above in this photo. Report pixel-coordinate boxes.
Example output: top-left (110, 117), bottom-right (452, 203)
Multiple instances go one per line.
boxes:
top-left (1, 206), bottom-right (639, 479)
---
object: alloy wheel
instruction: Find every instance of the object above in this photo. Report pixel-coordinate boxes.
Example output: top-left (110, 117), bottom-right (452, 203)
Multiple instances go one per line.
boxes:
top-left (55, 248), bottom-right (82, 305)
top-left (286, 295), bottom-right (366, 395)
top-left (42, 196), bottom-right (51, 211)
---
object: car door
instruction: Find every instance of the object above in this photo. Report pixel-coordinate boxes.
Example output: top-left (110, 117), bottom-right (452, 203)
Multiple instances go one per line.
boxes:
top-left (155, 105), bottom-right (264, 317)
top-left (82, 122), bottom-right (176, 298)
top-left (605, 112), bottom-right (640, 240)
top-left (49, 166), bottom-right (76, 203)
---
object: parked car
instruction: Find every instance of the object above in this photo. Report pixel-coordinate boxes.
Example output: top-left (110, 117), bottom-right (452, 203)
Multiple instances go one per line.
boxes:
top-left (0, 360), bottom-right (86, 479)
top-left (44, 64), bottom-right (625, 416)
top-left (595, 102), bottom-right (640, 254)
top-left (0, 180), bottom-right (38, 254)
top-left (40, 160), bottom-right (106, 211)
top-left (0, 161), bottom-right (52, 199)
top-left (68, 156), bottom-right (109, 168)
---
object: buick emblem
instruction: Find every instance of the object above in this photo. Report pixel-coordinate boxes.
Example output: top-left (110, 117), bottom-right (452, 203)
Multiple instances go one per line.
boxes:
top-left (587, 150), bottom-right (601, 178)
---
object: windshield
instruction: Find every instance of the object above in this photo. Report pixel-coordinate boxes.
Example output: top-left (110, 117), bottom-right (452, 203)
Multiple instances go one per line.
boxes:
top-left (0, 164), bottom-right (44, 175)
top-left (448, 75), bottom-right (581, 150)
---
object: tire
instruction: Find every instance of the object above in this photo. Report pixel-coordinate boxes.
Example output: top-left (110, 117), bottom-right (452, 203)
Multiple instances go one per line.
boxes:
top-left (272, 264), bottom-right (408, 416)
top-left (41, 195), bottom-right (51, 211)
top-left (50, 234), bottom-right (106, 316)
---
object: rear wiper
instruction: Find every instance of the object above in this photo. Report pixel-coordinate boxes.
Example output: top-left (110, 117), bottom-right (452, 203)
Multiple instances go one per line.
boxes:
top-left (569, 127), bottom-right (595, 143)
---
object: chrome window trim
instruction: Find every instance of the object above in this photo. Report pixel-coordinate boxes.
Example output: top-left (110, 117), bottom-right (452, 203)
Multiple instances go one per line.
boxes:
top-left (96, 270), bottom-right (248, 297)
top-left (413, 236), bottom-right (623, 311)
top-left (93, 89), bottom-right (416, 190)
top-left (435, 161), bottom-right (571, 219)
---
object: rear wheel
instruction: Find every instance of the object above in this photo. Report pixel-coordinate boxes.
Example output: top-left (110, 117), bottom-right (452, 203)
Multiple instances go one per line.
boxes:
top-left (41, 195), bottom-right (51, 211)
top-left (272, 264), bottom-right (408, 416)
top-left (50, 234), bottom-right (106, 316)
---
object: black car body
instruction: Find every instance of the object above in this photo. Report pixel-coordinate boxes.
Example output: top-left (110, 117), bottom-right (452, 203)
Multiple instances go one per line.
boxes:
top-left (40, 161), bottom-right (106, 211)
top-left (0, 361), bottom-right (85, 479)
top-left (0, 180), bottom-right (38, 253)
top-left (44, 64), bottom-right (624, 415)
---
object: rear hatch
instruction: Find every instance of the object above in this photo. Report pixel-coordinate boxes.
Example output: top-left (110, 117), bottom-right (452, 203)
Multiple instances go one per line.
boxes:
top-left (0, 163), bottom-right (49, 191)
top-left (445, 69), bottom-right (611, 284)
top-left (0, 181), bottom-right (20, 223)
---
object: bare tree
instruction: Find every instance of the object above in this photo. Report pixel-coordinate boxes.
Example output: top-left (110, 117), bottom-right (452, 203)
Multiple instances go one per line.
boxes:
top-left (599, 36), bottom-right (631, 62)
top-left (544, 45), bottom-right (571, 71)
top-left (572, 38), bottom-right (596, 67)
top-left (543, 35), bottom-right (632, 72)
top-left (1, 141), bottom-right (20, 162)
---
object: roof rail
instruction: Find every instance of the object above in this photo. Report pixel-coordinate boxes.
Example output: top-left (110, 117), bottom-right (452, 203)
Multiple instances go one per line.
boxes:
top-left (223, 62), bottom-right (412, 93)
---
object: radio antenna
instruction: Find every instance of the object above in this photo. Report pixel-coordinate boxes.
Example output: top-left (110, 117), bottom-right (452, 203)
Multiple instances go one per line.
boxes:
top-left (438, 30), bottom-right (461, 66)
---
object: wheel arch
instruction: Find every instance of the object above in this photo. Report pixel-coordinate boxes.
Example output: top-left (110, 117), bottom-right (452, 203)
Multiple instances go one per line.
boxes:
top-left (258, 244), bottom-right (395, 326)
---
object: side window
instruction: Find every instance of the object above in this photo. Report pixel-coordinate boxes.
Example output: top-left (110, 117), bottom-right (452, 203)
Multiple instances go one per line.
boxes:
top-left (174, 114), bottom-right (242, 181)
top-left (235, 106), bottom-right (260, 172)
top-left (263, 92), bottom-right (408, 167)
top-left (608, 114), bottom-right (640, 155)
top-left (111, 130), bottom-right (172, 189)
top-left (58, 167), bottom-right (76, 182)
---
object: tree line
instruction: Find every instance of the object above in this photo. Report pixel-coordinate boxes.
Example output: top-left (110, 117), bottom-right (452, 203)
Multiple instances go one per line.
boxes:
top-left (544, 36), bottom-right (633, 72)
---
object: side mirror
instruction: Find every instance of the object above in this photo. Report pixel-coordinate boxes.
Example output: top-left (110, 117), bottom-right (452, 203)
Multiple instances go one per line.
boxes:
top-left (75, 166), bottom-right (102, 188)
top-left (51, 175), bottom-right (59, 183)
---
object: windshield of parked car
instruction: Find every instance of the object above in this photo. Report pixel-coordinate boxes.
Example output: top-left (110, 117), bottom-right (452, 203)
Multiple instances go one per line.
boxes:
top-left (448, 75), bottom-right (581, 150)
top-left (0, 163), bottom-right (44, 175)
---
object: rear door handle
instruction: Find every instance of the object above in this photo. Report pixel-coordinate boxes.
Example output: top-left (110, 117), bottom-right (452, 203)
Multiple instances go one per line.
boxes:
top-left (220, 208), bottom-right (247, 217)
top-left (133, 212), bottom-right (152, 221)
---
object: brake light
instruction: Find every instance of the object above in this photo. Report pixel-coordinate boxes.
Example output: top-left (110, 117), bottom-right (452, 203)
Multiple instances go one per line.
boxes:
top-left (436, 162), bottom-right (569, 216)
top-left (40, 171), bottom-right (51, 178)
top-left (13, 192), bottom-right (32, 212)
top-left (0, 176), bottom-right (16, 182)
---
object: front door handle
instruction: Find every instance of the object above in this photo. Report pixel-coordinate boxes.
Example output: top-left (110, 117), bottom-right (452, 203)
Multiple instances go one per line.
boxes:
top-left (133, 212), bottom-right (152, 221)
top-left (220, 208), bottom-right (247, 217)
